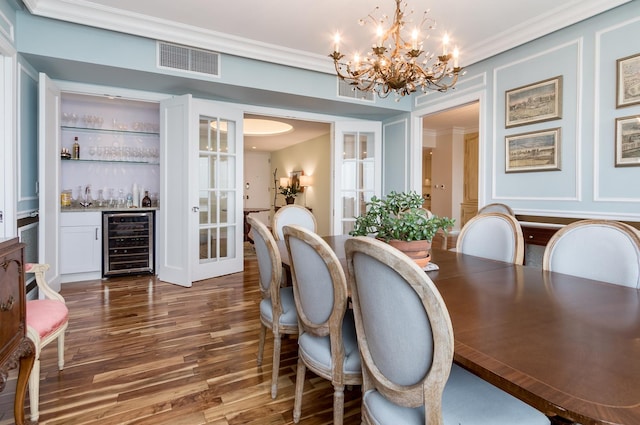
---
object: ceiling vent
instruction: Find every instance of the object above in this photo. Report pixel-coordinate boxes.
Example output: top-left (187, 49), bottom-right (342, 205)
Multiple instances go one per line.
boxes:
top-left (157, 42), bottom-right (220, 77)
top-left (337, 79), bottom-right (375, 102)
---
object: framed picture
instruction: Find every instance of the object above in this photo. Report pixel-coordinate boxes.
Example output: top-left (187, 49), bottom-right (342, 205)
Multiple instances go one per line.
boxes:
top-left (290, 170), bottom-right (303, 192)
top-left (505, 128), bottom-right (561, 173)
top-left (615, 115), bottom-right (640, 167)
top-left (616, 53), bottom-right (640, 108)
top-left (505, 76), bottom-right (562, 128)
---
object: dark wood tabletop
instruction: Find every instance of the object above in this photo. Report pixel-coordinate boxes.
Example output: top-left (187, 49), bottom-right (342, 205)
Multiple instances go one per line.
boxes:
top-left (277, 235), bottom-right (640, 425)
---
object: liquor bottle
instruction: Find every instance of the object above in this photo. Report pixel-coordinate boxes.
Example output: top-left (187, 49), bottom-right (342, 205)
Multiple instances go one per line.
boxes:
top-left (72, 137), bottom-right (80, 159)
top-left (142, 191), bottom-right (152, 207)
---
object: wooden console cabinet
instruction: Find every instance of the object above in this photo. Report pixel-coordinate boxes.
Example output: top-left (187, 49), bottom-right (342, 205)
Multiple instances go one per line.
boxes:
top-left (0, 237), bottom-right (35, 425)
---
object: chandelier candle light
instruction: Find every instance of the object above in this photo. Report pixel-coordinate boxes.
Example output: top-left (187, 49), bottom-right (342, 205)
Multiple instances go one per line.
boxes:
top-left (329, 0), bottom-right (463, 98)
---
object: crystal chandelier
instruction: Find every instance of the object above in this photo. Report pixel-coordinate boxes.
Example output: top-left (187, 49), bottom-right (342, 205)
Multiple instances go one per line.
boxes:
top-left (329, 0), bottom-right (463, 98)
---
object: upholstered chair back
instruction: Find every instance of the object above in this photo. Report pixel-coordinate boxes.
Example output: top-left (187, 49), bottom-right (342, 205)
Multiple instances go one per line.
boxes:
top-left (247, 215), bottom-right (298, 399)
top-left (248, 216), bottom-right (280, 299)
top-left (543, 219), bottom-right (640, 288)
top-left (272, 205), bottom-right (317, 241)
top-left (456, 212), bottom-right (525, 264)
top-left (477, 203), bottom-right (515, 216)
top-left (284, 225), bottom-right (346, 331)
top-left (284, 225), bottom-right (360, 425)
top-left (346, 236), bottom-right (453, 422)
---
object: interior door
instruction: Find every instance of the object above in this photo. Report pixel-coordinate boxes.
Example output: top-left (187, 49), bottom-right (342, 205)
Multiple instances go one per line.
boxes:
top-left (159, 96), bottom-right (243, 286)
top-left (333, 121), bottom-right (382, 235)
top-left (191, 99), bottom-right (243, 281)
top-left (38, 73), bottom-right (61, 289)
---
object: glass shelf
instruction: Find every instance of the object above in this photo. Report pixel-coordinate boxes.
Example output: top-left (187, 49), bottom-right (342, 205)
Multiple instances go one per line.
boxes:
top-left (61, 159), bottom-right (158, 165)
top-left (61, 125), bottom-right (159, 137)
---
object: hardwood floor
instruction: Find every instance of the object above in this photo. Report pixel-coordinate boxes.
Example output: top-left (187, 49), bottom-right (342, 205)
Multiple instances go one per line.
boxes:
top-left (0, 253), bottom-right (362, 424)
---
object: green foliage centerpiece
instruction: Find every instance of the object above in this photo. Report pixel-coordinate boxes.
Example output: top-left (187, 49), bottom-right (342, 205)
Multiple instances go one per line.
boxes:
top-left (349, 191), bottom-right (455, 266)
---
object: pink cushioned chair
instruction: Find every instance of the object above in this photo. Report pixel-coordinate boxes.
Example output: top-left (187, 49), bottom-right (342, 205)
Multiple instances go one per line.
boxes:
top-left (25, 263), bottom-right (69, 422)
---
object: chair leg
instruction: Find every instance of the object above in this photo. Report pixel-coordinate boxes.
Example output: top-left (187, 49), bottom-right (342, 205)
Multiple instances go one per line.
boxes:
top-left (292, 356), bottom-right (306, 423)
top-left (271, 333), bottom-right (282, 399)
top-left (28, 355), bottom-right (41, 422)
top-left (333, 383), bottom-right (345, 425)
top-left (57, 332), bottom-right (65, 370)
top-left (257, 323), bottom-right (267, 366)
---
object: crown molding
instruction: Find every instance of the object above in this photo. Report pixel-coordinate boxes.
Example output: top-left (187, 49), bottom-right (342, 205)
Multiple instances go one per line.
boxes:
top-left (21, 0), bottom-right (631, 74)
top-left (461, 0), bottom-right (630, 66)
top-left (21, 0), bottom-right (335, 74)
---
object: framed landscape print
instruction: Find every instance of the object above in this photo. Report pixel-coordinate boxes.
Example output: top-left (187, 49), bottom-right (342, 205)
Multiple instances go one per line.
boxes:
top-left (615, 115), bottom-right (640, 167)
top-left (505, 76), bottom-right (562, 128)
top-left (505, 128), bottom-right (561, 173)
top-left (616, 53), bottom-right (640, 108)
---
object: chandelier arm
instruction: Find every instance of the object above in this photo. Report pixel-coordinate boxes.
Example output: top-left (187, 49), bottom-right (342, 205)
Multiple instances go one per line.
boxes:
top-left (329, 0), bottom-right (463, 98)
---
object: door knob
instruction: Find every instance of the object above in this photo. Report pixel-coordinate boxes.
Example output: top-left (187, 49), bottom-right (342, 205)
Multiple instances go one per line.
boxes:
top-left (192, 206), bottom-right (200, 212)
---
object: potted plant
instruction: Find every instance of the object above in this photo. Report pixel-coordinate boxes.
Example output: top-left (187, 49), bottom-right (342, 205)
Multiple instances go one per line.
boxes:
top-left (349, 191), bottom-right (455, 267)
top-left (279, 184), bottom-right (300, 205)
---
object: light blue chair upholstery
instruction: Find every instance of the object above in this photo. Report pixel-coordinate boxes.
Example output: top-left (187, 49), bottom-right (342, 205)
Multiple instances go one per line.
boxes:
top-left (247, 216), bottom-right (298, 399)
top-left (456, 212), bottom-right (525, 264)
top-left (345, 236), bottom-right (549, 425)
top-left (283, 225), bottom-right (361, 425)
top-left (272, 205), bottom-right (317, 240)
top-left (543, 219), bottom-right (640, 288)
top-left (477, 202), bottom-right (515, 216)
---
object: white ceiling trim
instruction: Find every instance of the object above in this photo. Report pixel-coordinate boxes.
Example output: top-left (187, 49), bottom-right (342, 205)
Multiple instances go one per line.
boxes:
top-left (21, 0), bottom-right (631, 75)
top-left (462, 0), bottom-right (630, 66)
top-left (21, 0), bottom-right (334, 74)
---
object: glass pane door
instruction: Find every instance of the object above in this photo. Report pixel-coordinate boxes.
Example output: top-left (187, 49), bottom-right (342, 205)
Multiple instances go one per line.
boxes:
top-left (198, 116), bottom-right (237, 264)
top-left (333, 121), bottom-right (381, 235)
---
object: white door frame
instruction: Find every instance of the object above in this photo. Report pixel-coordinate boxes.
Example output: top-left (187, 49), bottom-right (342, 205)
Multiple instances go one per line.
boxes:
top-left (0, 34), bottom-right (16, 238)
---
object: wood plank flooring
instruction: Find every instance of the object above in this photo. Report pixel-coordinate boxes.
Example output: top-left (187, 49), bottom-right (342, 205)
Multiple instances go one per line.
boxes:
top-left (0, 250), bottom-right (362, 424)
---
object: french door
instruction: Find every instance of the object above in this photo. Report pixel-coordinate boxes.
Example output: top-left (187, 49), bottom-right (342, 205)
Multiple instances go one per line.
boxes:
top-left (333, 121), bottom-right (381, 235)
top-left (159, 96), bottom-right (243, 286)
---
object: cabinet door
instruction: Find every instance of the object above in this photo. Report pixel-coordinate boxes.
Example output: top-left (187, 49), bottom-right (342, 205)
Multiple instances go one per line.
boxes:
top-left (60, 225), bottom-right (101, 274)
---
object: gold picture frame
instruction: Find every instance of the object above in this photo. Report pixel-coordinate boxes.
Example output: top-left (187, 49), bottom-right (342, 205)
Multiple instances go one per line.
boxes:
top-left (505, 128), bottom-right (561, 173)
top-left (290, 170), bottom-right (304, 192)
top-left (505, 76), bottom-right (563, 128)
top-left (616, 53), bottom-right (640, 108)
top-left (615, 115), bottom-right (640, 167)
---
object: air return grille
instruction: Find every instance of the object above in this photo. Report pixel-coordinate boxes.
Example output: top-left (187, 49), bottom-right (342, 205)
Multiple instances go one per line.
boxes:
top-left (157, 42), bottom-right (220, 77)
top-left (337, 78), bottom-right (375, 101)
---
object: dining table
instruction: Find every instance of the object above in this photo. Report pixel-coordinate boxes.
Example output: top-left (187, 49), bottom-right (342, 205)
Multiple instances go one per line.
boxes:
top-left (277, 234), bottom-right (640, 425)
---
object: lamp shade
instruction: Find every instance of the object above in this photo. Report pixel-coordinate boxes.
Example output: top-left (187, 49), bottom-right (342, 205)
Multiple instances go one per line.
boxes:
top-left (279, 177), bottom-right (290, 187)
top-left (299, 175), bottom-right (313, 187)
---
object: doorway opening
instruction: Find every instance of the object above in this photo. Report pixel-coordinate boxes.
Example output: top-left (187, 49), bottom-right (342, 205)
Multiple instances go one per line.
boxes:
top-left (420, 101), bottom-right (479, 230)
top-left (242, 113), bottom-right (331, 235)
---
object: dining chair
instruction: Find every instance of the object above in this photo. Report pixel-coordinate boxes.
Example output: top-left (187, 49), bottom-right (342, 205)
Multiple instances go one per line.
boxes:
top-left (272, 205), bottom-right (317, 241)
top-left (477, 202), bottom-right (515, 216)
top-left (283, 224), bottom-right (362, 425)
top-left (345, 236), bottom-right (550, 425)
top-left (247, 216), bottom-right (299, 398)
top-left (456, 212), bottom-right (525, 264)
top-left (25, 263), bottom-right (69, 422)
top-left (543, 219), bottom-right (640, 288)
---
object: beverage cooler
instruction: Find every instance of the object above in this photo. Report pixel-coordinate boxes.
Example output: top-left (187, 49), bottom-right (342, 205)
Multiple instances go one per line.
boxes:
top-left (103, 211), bottom-right (154, 277)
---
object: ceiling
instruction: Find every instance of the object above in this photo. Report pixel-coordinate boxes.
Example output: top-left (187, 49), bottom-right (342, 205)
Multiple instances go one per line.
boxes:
top-left (19, 0), bottom-right (628, 150)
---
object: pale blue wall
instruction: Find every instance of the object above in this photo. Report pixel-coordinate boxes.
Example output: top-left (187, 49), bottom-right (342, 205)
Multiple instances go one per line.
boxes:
top-left (18, 56), bottom-right (39, 214)
top-left (415, 1), bottom-right (640, 220)
top-left (8, 0), bottom-right (640, 221)
top-left (382, 116), bottom-right (411, 194)
top-left (14, 10), bottom-right (411, 113)
top-left (0, 0), bottom-right (16, 40)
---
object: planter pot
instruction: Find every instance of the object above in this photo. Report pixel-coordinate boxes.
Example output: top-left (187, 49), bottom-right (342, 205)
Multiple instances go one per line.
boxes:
top-left (285, 197), bottom-right (295, 205)
top-left (387, 239), bottom-right (432, 268)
